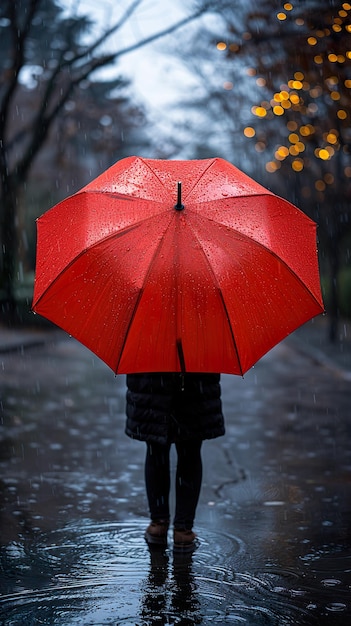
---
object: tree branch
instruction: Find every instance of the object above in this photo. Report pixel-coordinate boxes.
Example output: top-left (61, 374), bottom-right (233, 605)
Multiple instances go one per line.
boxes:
top-left (59, 3), bottom-right (204, 71)
top-left (0, 0), bottom-right (41, 192)
top-left (54, 0), bottom-right (142, 74)
top-left (12, 4), bottom-right (206, 182)
top-left (112, 9), bottom-right (205, 59)
top-left (0, 0), bottom-right (40, 141)
top-left (15, 51), bottom-right (122, 181)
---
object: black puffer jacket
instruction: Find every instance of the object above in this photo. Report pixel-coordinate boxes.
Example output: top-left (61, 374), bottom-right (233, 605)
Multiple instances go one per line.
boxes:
top-left (125, 373), bottom-right (225, 445)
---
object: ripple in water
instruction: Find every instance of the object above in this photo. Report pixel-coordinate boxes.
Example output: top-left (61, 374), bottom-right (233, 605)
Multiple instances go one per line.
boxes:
top-left (0, 520), bottom-right (349, 625)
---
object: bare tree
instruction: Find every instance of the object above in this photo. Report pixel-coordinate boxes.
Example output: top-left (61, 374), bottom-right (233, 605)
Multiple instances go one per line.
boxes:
top-left (227, 0), bottom-right (351, 339)
top-left (0, 0), bottom-right (205, 319)
top-left (176, 0), bottom-right (351, 337)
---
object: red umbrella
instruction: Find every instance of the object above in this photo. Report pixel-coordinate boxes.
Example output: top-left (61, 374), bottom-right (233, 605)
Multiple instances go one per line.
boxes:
top-left (32, 156), bottom-right (324, 375)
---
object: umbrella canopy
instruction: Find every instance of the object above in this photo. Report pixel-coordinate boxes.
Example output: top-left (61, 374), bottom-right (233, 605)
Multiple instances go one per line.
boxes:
top-left (32, 156), bottom-right (324, 375)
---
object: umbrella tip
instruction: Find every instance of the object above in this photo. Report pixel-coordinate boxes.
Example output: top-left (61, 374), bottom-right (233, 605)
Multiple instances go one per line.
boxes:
top-left (174, 181), bottom-right (184, 211)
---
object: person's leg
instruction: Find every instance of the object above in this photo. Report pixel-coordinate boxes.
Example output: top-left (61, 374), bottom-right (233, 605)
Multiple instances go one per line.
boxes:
top-left (144, 442), bottom-right (171, 542)
top-left (174, 439), bottom-right (202, 531)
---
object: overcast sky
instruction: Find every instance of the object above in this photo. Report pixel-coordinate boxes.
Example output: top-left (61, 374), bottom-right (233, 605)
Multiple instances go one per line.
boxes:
top-left (60, 0), bottom-right (198, 111)
top-left (58, 1), bottom-right (233, 157)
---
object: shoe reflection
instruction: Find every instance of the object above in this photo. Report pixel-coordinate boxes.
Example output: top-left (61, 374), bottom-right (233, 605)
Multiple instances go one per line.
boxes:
top-left (140, 546), bottom-right (202, 624)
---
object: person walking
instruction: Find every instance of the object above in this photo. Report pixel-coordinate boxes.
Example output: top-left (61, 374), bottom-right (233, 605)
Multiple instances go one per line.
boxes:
top-left (125, 372), bottom-right (225, 552)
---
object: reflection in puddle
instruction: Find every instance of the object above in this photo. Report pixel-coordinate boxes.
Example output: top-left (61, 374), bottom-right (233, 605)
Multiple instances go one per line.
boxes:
top-left (1, 520), bottom-right (349, 624)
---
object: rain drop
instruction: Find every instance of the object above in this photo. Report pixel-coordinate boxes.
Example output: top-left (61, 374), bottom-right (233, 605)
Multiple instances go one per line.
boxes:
top-left (326, 602), bottom-right (347, 612)
top-left (321, 578), bottom-right (342, 587)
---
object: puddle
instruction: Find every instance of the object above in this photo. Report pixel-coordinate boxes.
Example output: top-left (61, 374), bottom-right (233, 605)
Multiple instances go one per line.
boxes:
top-left (1, 520), bottom-right (350, 625)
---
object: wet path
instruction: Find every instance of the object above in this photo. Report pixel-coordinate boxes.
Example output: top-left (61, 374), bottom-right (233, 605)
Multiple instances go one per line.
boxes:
top-left (0, 335), bottom-right (350, 624)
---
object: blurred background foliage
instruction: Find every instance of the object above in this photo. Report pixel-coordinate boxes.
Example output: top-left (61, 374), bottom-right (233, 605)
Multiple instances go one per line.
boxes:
top-left (1, 0), bottom-right (350, 339)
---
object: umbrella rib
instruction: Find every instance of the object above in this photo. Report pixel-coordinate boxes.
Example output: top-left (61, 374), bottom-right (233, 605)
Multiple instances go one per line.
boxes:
top-left (82, 190), bottom-right (168, 222)
top-left (184, 158), bottom-right (219, 199)
top-left (32, 223), bottom-right (142, 309)
top-left (195, 207), bottom-right (323, 312)
top-left (139, 157), bottom-right (219, 203)
top-left (138, 157), bottom-right (176, 198)
top-left (178, 159), bottom-right (219, 201)
top-left (186, 219), bottom-right (245, 376)
top-left (256, 242), bottom-right (323, 310)
top-left (114, 215), bottom-right (176, 373)
top-left (33, 211), bottom-right (175, 309)
top-left (250, 236), bottom-right (323, 311)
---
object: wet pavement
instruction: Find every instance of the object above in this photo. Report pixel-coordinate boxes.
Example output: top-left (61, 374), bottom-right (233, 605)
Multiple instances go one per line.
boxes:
top-left (0, 317), bottom-right (351, 625)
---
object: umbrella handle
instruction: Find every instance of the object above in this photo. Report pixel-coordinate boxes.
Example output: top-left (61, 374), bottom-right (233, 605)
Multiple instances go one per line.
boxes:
top-left (174, 181), bottom-right (184, 211)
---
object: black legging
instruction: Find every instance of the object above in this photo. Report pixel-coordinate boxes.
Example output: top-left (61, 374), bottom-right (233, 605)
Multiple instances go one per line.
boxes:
top-left (145, 440), bottom-right (203, 530)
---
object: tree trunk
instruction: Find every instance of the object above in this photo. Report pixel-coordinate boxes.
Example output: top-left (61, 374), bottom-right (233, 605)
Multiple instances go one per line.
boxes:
top-left (0, 188), bottom-right (17, 322)
top-left (328, 233), bottom-right (340, 343)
